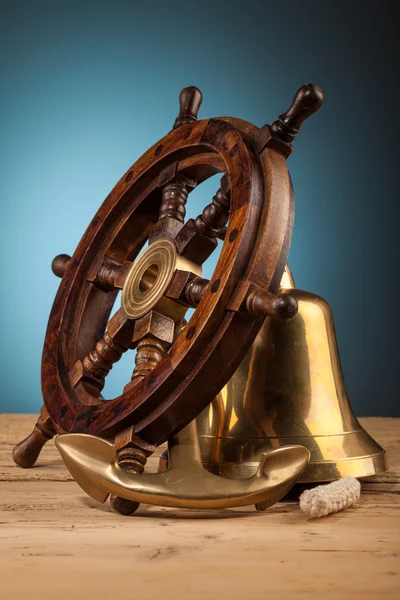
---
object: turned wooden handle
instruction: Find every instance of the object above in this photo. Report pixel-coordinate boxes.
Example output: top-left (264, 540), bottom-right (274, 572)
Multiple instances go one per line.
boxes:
top-left (12, 423), bottom-right (55, 468)
top-left (12, 407), bottom-right (56, 468)
top-left (173, 86), bottom-right (203, 129)
top-left (12, 429), bottom-right (49, 468)
top-left (271, 84), bottom-right (324, 143)
top-left (247, 291), bottom-right (298, 321)
top-left (109, 427), bottom-right (155, 515)
top-left (51, 254), bottom-right (71, 278)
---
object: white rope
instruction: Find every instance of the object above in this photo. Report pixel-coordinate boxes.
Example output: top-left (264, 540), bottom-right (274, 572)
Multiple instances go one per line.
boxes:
top-left (299, 477), bottom-right (361, 518)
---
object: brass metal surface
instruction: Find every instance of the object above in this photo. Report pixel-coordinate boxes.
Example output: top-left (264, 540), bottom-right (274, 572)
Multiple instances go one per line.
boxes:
top-left (196, 267), bottom-right (387, 483)
top-left (55, 421), bottom-right (310, 509)
top-left (121, 238), bottom-right (201, 321)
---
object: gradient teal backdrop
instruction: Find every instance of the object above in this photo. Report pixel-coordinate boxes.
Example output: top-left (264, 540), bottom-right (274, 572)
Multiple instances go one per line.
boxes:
top-left (1, 0), bottom-right (398, 415)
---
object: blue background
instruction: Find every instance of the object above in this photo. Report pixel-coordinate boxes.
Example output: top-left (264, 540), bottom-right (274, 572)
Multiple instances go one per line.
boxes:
top-left (1, 0), bottom-right (398, 415)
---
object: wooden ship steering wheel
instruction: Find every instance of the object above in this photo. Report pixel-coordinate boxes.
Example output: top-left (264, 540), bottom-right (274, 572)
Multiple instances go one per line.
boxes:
top-left (13, 83), bottom-right (323, 513)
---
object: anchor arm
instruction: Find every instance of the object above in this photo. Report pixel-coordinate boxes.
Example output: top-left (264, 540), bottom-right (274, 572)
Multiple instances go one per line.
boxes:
top-left (56, 421), bottom-right (309, 511)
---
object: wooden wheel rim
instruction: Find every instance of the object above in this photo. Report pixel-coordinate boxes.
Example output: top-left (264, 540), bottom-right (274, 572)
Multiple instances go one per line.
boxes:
top-left (42, 117), bottom-right (293, 444)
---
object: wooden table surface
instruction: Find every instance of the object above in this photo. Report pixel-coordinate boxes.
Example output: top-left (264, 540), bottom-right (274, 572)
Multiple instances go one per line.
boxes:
top-left (0, 415), bottom-right (399, 599)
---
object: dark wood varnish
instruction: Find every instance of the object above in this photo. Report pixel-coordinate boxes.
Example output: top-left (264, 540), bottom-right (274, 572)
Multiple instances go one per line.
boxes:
top-left (175, 175), bottom-right (230, 263)
top-left (149, 173), bottom-right (196, 243)
top-left (76, 309), bottom-right (135, 394)
top-left (12, 406), bottom-right (56, 468)
top-left (51, 254), bottom-right (71, 278)
top-left (246, 289), bottom-right (298, 320)
top-left (173, 86), bottom-right (203, 129)
top-left (256, 84), bottom-right (324, 158)
top-left (13, 85), bottom-right (323, 494)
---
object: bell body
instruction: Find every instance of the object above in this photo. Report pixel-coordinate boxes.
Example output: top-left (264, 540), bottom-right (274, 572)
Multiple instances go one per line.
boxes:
top-left (197, 269), bottom-right (387, 483)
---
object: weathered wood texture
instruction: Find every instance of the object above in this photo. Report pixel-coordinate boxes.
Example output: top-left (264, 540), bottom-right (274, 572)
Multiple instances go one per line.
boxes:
top-left (41, 85), bottom-right (324, 446)
top-left (41, 114), bottom-right (295, 443)
top-left (0, 414), bottom-right (399, 599)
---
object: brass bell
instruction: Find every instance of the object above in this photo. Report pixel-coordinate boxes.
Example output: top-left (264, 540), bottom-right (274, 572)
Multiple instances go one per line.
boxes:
top-left (195, 267), bottom-right (387, 484)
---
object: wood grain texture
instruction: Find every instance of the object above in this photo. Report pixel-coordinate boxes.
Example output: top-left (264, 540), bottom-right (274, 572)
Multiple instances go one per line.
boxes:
top-left (175, 174), bottom-right (230, 263)
top-left (1, 415), bottom-right (399, 600)
top-left (11, 406), bottom-right (56, 468)
top-left (19, 85), bottom-right (322, 474)
top-left (40, 114), bottom-right (294, 444)
top-left (173, 86), bottom-right (202, 129)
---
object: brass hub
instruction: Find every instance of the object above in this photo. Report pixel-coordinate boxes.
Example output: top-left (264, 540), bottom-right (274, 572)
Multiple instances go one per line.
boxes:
top-left (121, 238), bottom-right (201, 320)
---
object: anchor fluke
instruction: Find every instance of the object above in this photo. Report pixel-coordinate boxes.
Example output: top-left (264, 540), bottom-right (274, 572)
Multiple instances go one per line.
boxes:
top-left (55, 422), bottom-right (309, 511)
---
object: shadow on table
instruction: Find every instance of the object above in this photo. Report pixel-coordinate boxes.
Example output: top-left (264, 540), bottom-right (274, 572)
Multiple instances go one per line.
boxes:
top-left (79, 495), bottom-right (293, 520)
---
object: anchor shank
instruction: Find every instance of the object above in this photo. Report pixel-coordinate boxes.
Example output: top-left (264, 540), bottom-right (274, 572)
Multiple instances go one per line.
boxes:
top-left (167, 420), bottom-right (203, 467)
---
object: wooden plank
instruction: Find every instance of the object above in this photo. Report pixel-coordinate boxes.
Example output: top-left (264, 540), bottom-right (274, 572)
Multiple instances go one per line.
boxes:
top-left (0, 415), bottom-right (399, 599)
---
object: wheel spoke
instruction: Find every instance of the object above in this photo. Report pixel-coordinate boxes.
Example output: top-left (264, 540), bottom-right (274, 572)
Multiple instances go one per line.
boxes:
top-left (216, 226), bottom-right (227, 241)
top-left (175, 175), bottom-right (230, 264)
top-left (51, 254), bottom-right (71, 278)
top-left (70, 308), bottom-right (135, 394)
top-left (124, 310), bottom-right (175, 391)
top-left (165, 270), bottom-right (209, 308)
top-left (149, 167), bottom-right (197, 243)
top-left (87, 257), bottom-right (134, 292)
top-left (228, 282), bottom-right (298, 322)
top-left (173, 86), bottom-right (202, 129)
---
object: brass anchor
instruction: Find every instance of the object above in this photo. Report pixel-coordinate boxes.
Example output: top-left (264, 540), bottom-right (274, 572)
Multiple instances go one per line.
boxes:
top-left (55, 421), bottom-right (310, 510)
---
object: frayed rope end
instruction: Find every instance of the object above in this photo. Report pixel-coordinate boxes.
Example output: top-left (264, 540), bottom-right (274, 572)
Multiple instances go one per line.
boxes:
top-left (300, 477), bottom-right (361, 518)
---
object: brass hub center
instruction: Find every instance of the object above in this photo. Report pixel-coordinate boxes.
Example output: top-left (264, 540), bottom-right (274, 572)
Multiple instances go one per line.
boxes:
top-left (122, 238), bottom-right (201, 321)
top-left (122, 238), bottom-right (179, 320)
